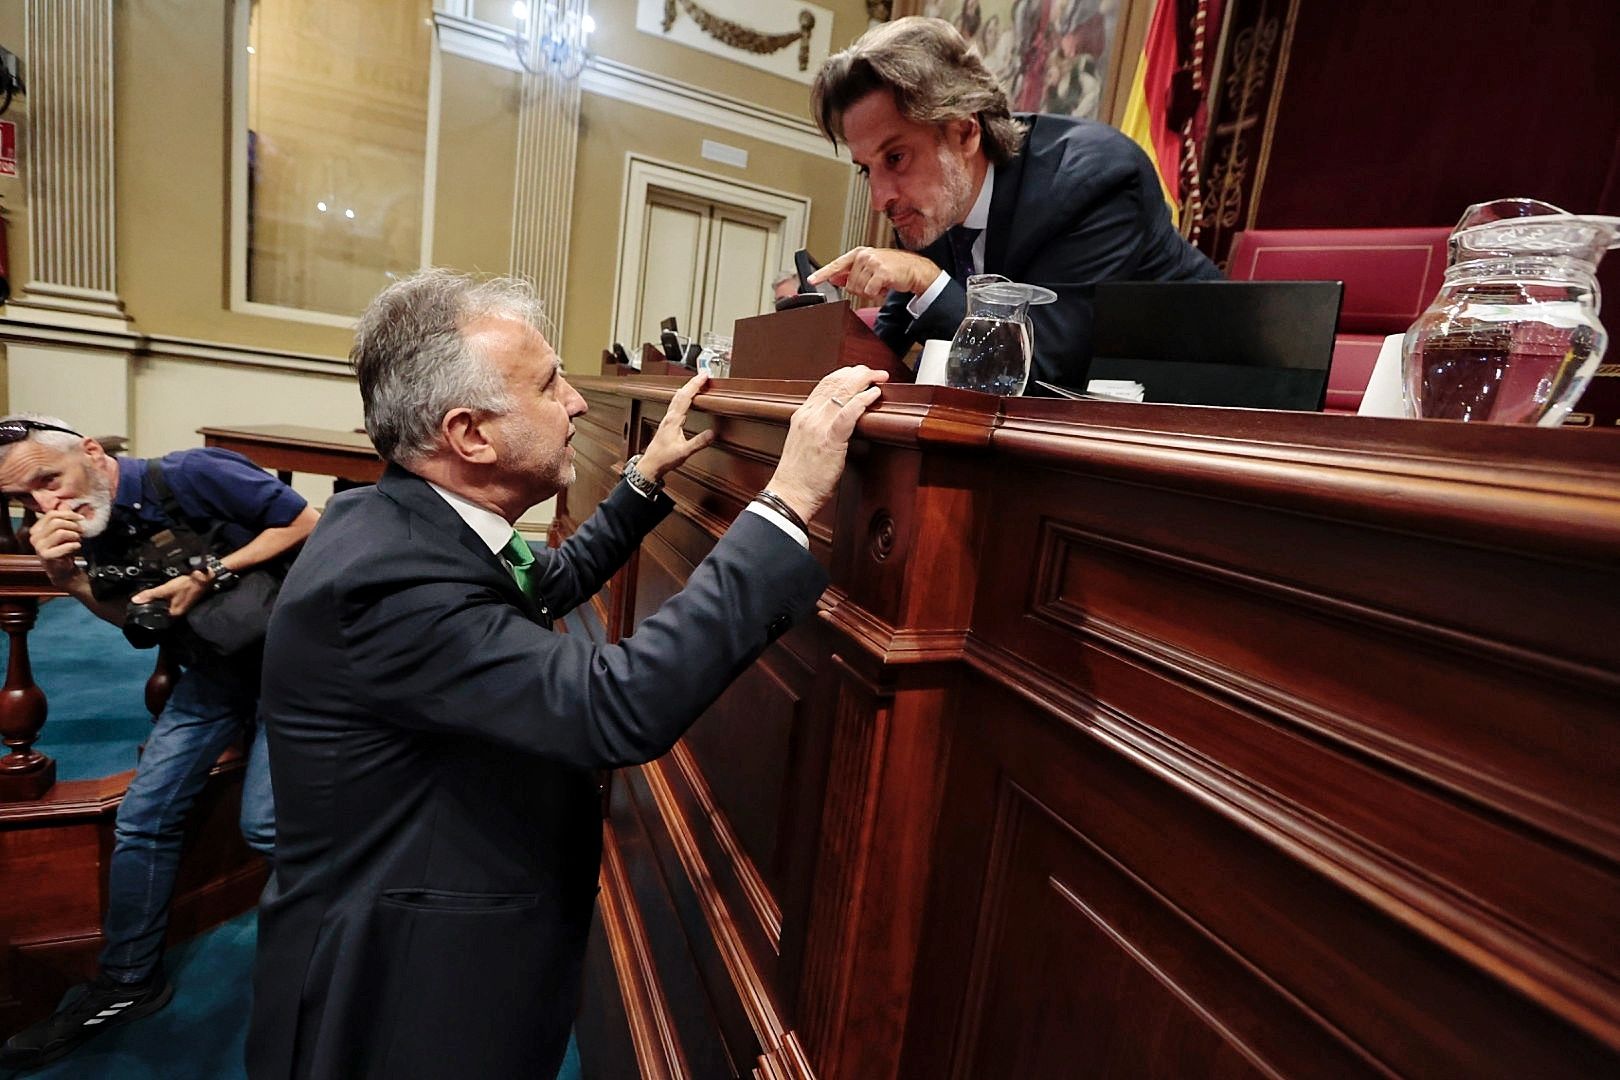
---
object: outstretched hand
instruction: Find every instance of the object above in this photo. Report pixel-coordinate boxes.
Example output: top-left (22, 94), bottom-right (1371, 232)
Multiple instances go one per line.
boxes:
top-left (637, 370), bottom-right (717, 482)
top-left (807, 246), bottom-right (941, 298)
top-left (766, 366), bottom-right (889, 523)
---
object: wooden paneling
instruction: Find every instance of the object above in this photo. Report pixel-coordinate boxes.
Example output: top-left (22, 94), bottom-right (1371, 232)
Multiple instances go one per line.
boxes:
top-left (0, 765), bottom-right (264, 1032)
top-left (567, 376), bottom-right (1620, 1079)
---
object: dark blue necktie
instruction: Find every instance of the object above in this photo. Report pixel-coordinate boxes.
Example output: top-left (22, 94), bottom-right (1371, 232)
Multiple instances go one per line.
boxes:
top-left (946, 225), bottom-right (982, 282)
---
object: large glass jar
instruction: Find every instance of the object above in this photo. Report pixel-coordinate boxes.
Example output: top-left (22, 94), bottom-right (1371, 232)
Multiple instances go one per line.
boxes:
top-left (1402, 199), bottom-right (1619, 425)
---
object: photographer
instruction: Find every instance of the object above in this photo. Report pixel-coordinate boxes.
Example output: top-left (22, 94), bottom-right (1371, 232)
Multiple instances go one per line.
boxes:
top-left (0, 414), bottom-right (317, 1071)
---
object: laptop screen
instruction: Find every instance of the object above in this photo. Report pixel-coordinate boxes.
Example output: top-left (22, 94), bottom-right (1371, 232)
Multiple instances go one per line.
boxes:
top-left (1088, 281), bottom-right (1344, 411)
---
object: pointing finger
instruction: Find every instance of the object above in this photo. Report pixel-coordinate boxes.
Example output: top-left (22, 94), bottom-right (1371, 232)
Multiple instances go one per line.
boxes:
top-left (807, 249), bottom-right (856, 286)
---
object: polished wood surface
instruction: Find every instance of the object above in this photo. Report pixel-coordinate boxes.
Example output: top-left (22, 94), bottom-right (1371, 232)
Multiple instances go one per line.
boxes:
top-left (560, 374), bottom-right (1620, 1079)
top-left (198, 424), bottom-right (383, 485)
top-left (0, 557), bottom-right (263, 1030)
top-left (732, 301), bottom-right (912, 383)
top-left (0, 763), bottom-right (268, 1033)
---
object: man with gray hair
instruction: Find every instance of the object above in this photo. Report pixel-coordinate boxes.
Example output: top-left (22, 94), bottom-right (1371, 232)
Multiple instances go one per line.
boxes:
top-left (247, 269), bottom-right (886, 1078)
top-left (772, 267), bottom-right (802, 304)
top-left (0, 415), bottom-right (316, 1070)
top-left (807, 15), bottom-right (1220, 389)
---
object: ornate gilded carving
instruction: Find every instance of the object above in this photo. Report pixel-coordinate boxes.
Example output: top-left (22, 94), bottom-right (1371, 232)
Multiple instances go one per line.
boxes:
top-left (1195, 2), bottom-right (1283, 268)
top-left (662, 0), bottom-right (817, 71)
top-left (1176, 0), bottom-right (1213, 244)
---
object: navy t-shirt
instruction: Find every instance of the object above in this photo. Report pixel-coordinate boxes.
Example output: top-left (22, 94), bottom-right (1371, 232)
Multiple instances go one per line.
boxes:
top-left (89, 448), bottom-right (307, 557)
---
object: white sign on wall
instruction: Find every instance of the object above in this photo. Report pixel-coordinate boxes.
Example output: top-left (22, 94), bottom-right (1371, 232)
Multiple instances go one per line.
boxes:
top-left (636, 0), bottom-right (834, 86)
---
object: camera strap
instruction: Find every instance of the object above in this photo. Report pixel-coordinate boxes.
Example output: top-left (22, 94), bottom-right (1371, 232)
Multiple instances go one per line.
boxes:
top-left (144, 459), bottom-right (226, 553)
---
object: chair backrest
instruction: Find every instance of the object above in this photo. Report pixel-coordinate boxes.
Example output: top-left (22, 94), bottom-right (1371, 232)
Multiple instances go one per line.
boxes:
top-left (1226, 227), bottom-right (1451, 412)
top-left (1226, 227), bottom-right (1451, 334)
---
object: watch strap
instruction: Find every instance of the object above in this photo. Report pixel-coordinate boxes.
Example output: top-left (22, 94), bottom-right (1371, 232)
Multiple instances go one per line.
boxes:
top-left (623, 454), bottom-right (663, 498)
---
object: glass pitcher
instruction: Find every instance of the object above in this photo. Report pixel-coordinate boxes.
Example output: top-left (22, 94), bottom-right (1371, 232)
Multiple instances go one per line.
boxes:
top-left (946, 274), bottom-right (1058, 396)
top-left (1402, 198), bottom-right (1620, 425)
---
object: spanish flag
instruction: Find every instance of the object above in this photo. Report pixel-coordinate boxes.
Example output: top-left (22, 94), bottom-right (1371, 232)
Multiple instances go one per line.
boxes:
top-left (1119, 0), bottom-right (1186, 227)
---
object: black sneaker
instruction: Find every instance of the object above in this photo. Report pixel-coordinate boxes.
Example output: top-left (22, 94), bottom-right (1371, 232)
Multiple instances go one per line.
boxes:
top-left (0, 973), bottom-right (174, 1071)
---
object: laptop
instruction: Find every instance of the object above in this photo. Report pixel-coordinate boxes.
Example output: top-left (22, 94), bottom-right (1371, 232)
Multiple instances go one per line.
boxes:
top-left (1087, 280), bottom-right (1344, 411)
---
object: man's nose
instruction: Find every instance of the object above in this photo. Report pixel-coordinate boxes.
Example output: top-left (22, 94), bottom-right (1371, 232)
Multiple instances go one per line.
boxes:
top-left (34, 491), bottom-right (59, 511)
top-left (561, 377), bottom-right (588, 418)
top-left (868, 176), bottom-right (896, 213)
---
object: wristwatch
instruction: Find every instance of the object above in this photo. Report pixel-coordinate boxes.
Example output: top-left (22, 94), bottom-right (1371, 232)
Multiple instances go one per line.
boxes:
top-left (622, 454), bottom-right (664, 498)
top-left (204, 554), bottom-right (239, 593)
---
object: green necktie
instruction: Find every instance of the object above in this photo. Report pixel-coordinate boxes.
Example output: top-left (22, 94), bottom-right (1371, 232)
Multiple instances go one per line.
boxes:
top-left (501, 530), bottom-right (538, 600)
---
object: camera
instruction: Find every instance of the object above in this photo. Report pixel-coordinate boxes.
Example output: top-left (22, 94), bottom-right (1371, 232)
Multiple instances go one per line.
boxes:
top-left (85, 527), bottom-right (207, 648)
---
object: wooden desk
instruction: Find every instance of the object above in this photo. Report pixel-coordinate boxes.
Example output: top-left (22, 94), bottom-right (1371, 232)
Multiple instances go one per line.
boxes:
top-left (561, 376), bottom-right (1620, 1078)
top-left (198, 424), bottom-right (383, 485)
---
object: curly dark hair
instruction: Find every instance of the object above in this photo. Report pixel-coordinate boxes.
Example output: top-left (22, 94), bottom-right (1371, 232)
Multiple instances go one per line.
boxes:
top-left (811, 16), bottom-right (1027, 166)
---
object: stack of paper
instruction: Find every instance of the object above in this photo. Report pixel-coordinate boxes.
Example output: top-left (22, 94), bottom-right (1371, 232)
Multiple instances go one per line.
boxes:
top-left (1085, 379), bottom-right (1147, 402)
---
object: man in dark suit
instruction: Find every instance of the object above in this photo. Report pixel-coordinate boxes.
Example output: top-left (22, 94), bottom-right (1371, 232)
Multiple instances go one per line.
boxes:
top-left (246, 270), bottom-right (886, 1079)
top-left (808, 16), bottom-right (1221, 389)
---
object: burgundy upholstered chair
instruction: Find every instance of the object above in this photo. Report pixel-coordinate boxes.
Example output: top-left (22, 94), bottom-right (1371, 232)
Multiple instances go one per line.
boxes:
top-left (1226, 227), bottom-right (1451, 412)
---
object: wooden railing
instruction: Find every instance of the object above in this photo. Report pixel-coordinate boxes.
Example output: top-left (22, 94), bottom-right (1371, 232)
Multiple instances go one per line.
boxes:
top-left (0, 506), bottom-right (62, 800)
top-left (0, 503), bottom-right (179, 802)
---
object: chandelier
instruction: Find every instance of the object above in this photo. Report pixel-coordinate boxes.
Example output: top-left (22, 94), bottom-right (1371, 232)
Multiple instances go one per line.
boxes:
top-left (512, 0), bottom-right (595, 80)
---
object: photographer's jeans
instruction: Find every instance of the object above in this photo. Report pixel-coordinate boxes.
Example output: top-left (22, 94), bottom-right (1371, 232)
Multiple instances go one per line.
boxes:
top-left (99, 663), bottom-right (274, 985)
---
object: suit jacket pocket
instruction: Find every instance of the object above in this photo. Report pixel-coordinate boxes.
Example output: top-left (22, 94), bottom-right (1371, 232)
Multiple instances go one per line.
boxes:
top-left (379, 888), bottom-right (539, 913)
top-left (368, 892), bottom-right (578, 1079)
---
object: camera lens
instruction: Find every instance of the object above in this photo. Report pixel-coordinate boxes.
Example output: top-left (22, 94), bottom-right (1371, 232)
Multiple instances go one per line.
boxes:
top-left (123, 599), bottom-right (171, 650)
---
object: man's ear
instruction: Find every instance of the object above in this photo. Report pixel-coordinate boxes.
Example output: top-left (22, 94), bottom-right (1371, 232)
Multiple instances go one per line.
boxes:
top-left (951, 115), bottom-right (982, 158)
top-left (80, 437), bottom-right (121, 484)
top-left (441, 408), bottom-right (498, 465)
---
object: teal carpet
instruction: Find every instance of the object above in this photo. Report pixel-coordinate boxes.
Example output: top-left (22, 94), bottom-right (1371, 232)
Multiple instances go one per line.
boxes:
top-left (5, 595), bottom-right (584, 1079)
top-left (23, 912), bottom-right (259, 1080)
top-left (0, 596), bottom-right (157, 781)
top-left (17, 912), bottom-right (583, 1080)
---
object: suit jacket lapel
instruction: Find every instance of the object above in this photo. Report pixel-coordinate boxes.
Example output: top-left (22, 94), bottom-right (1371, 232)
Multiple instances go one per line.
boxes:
top-left (374, 465), bottom-right (545, 621)
top-left (985, 115), bottom-right (1035, 276)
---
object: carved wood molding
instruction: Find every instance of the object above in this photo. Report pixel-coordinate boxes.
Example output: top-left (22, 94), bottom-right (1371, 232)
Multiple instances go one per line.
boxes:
top-left (752, 1029), bottom-right (816, 1079)
top-left (641, 755), bottom-right (791, 1050)
top-left (816, 593), bottom-right (968, 665)
top-left (598, 827), bottom-right (690, 1080)
top-left (794, 672), bottom-right (891, 1071)
top-left (988, 414), bottom-right (1620, 563)
top-left (666, 742), bottom-right (784, 945)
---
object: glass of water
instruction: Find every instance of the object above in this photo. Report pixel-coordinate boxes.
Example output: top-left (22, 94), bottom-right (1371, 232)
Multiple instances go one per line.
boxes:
top-left (700, 331), bottom-right (733, 378)
top-left (945, 275), bottom-right (1056, 396)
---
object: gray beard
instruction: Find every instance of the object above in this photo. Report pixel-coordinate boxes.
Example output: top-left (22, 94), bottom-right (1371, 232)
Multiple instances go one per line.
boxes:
top-left (78, 470), bottom-right (115, 538)
top-left (896, 147), bottom-right (977, 252)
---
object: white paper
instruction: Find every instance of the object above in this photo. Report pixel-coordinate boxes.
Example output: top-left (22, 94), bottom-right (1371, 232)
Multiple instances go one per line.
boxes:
top-left (1357, 333), bottom-right (1409, 418)
top-left (915, 339), bottom-right (951, 385)
top-left (1085, 379), bottom-right (1146, 402)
